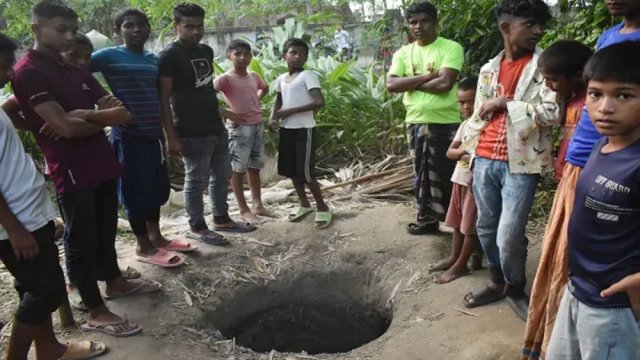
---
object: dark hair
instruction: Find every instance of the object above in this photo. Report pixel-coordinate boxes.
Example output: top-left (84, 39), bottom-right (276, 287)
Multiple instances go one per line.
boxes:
top-left (0, 33), bottom-right (18, 53)
top-left (32, 0), bottom-right (78, 21)
top-left (459, 76), bottom-right (478, 91)
top-left (173, 2), bottom-right (205, 23)
top-left (495, 0), bottom-right (552, 25)
top-left (73, 33), bottom-right (93, 50)
top-left (538, 40), bottom-right (592, 77)
top-left (405, 1), bottom-right (438, 21)
top-left (227, 39), bottom-right (251, 53)
top-left (584, 41), bottom-right (640, 85)
top-left (114, 8), bottom-right (150, 30)
top-left (282, 38), bottom-right (309, 55)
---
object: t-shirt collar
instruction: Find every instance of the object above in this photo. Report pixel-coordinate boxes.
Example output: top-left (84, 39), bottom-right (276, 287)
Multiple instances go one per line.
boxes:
top-left (28, 48), bottom-right (68, 67)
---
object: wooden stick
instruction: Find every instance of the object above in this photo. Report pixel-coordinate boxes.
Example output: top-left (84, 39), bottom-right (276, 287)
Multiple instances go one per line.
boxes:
top-left (58, 298), bottom-right (76, 328)
top-left (450, 306), bottom-right (479, 317)
top-left (323, 165), bottom-right (413, 191)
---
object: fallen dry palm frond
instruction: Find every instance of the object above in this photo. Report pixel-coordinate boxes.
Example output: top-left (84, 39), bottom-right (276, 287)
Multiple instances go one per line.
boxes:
top-left (324, 155), bottom-right (414, 202)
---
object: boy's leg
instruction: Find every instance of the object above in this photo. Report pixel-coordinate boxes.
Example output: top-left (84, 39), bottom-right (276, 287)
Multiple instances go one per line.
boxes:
top-left (228, 125), bottom-right (254, 221)
top-left (294, 128), bottom-right (328, 212)
top-left (438, 233), bottom-right (476, 284)
top-left (182, 136), bottom-right (215, 232)
top-left (142, 140), bottom-right (174, 248)
top-left (209, 132), bottom-right (233, 226)
top-left (545, 287), bottom-right (580, 360)
top-left (432, 183), bottom-right (465, 272)
top-left (0, 222), bottom-right (67, 359)
top-left (430, 229), bottom-right (463, 273)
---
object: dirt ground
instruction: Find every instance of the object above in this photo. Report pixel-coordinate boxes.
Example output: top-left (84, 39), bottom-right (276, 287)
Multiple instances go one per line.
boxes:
top-left (0, 197), bottom-right (545, 360)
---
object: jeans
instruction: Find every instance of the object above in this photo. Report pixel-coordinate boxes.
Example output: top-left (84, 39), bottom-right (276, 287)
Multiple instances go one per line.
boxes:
top-left (546, 286), bottom-right (640, 360)
top-left (227, 123), bottom-right (265, 173)
top-left (181, 134), bottom-right (232, 231)
top-left (58, 180), bottom-right (121, 309)
top-left (472, 157), bottom-right (539, 290)
top-left (0, 222), bottom-right (66, 325)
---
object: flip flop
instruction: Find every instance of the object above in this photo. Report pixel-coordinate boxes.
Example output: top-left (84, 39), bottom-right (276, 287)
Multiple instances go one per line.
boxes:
top-left (120, 266), bottom-right (141, 280)
top-left (314, 210), bottom-right (333, 229)
top-left (194, 230), bottom-right (229, 246)
top-left (214, 221), bottom-right (256, 233)
top-left (160, 239), bottom-right (198, 253)
top-left (103, 280), bottom-right (162, 300)
top-left (81, 320), bottom-right (142, 337)
top-left (406, 222), bottom-right (439, 235)
top-left (136, 249), bottom-right (184, 268)
top-left (288, 206), bottom-right (313, 222)
top-left (58, 340), bottom-right (107, 360)
top-left (463, 285), bottom-right (505, 308)
top-left (506, 295), bottom-right (530, 321)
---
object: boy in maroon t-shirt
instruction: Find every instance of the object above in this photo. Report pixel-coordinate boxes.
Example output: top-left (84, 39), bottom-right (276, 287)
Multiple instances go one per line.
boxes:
top-left (12, 0), bottom-right (159, 337)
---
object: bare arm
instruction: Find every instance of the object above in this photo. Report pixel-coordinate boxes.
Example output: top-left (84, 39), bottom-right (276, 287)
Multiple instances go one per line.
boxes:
top-left (0, 192), bottom-right (39, 260)
top-left (269, 92), bottom-right (283, 131)
top-left (386, 73), bottom-right (436, 93)
top-left (274, 88), bottom-right (324, 120)
top-left (417, 68), bottom-right (460, 94)
top-left (158, 76), bottom-right (182, 155)
top-left (257, 84), bottom-right (268, 100)
top-left (1, 99), bottom-right (33, 131)
top-left (446, 140), bottom-right (467, 161)
top-left (67, 95), bottom-right (131, 127)
top-left (33, 101), bottom-right (104, 139)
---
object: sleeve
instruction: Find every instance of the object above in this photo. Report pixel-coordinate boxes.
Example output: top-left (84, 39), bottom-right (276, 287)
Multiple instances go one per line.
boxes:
top-left (507, 82), bottom-right (561, 139)
top-left (274, 75), bottom-right (282, 93)
top-left (157, 48), bottom-right (177, 78)
top-left (12, 67), bottom-right (55, 109)
top-left (453, 122), bottom-right (464, 142)
top-left (84, 71), bottom-right (109, 104)
top-left (303, 71), bottom-right (321, 91)
top-left (213, 74), bottom-right (227, 93)
top-left (441, 42), bottom-right (464, 71)
top-left (90, 48), bottom-right (109, 73)
top-left (255, 73), bottom-right (267, 90)
top-left (387, 48), bottom-right (406, 77)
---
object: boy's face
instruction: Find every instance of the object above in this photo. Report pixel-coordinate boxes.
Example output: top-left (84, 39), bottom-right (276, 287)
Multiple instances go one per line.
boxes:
top-left (284, 45), bottom-right (308, 70)
top-left (457, 89), bottom-right (476, 119)
top-left (62, 43), bottom-right (92, 68)
top-left (540, 70), bottom-right (574, 97)
top-left (174, 16), bottom-right (204, 46)
top-left (502, 17), bottom-right (542, 52)
top-left (32, 17), bottom-right (78, 52)
top-left (228, 48), bottom-right (252, 69)
top-left (119, 15), bottom-right (150, 48)
top-left (606, 0), bottom-right (640, 16)
top-left (0, 51), bottom-right (15, 88)
top-left (407, 13), bottom-right (437, 42)
top-left (586, 80), bottom-right (640, 137)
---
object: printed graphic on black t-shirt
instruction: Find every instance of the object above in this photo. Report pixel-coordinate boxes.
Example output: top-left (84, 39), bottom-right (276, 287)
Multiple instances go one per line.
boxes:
top-left (192, 58), bottom-right (213, 88)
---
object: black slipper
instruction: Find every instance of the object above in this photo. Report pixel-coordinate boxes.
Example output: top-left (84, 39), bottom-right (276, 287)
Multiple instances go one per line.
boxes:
top-left (463, 285), bottom-right (506, 308)
top-left (406, 222), bottom-right (439, 235)
top-left (506, 295), bottom-right (529, 321)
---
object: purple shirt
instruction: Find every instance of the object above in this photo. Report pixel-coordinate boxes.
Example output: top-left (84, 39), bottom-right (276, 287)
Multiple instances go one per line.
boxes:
top-left (12, 50), bottom-right (121, 193)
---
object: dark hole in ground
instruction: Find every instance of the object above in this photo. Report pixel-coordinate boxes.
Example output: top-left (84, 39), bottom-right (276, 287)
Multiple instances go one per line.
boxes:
top-left (206, 270), bottom-right (392, 355)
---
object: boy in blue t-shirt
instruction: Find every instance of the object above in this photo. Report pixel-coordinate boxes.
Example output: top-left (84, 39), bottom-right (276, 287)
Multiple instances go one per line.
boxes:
top-left (546, 41), bottom-right (640, 359)
top-left (92, 9), bottom-right (195, 268)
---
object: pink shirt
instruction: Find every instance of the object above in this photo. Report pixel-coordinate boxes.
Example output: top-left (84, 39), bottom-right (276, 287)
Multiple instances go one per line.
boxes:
top-left (214, 71), bottom-right (267, 125)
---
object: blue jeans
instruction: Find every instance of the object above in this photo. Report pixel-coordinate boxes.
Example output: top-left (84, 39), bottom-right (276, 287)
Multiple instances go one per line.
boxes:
top-left (472, 157), bottom-right (539, 289)
top-left (546, 287), bottom-right (640, 360)
top-left (181, 134), bottom-right (231, 231)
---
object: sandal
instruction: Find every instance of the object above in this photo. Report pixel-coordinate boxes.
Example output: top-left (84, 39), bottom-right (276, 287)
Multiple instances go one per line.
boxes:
top-left (406, 222), bottom-right (439, 235)
top-left (81, 320), bottom-right (142, 337)
top-left (58, 340), bottom-right (107, 360)
top-left (160, 239), bottom-right (198, 252)
top-left (120, 266), bottom-right (141, 280)
top-left (103, 280), bottom-right (162, 300)
top-left (463, 285), bottom-right (505, 308)
top-left (315, 210), bottom-right (333, 229)
top-left (506, 295), bottom-right (530, 321)
top-left (214, 221), bottom-right (256, 233)
top-left (288, 206), bottom-right (313, 222)
top-left (136, 249), bottom-right (184, 268)
top-left (194, 229), bottom-right (229, 246)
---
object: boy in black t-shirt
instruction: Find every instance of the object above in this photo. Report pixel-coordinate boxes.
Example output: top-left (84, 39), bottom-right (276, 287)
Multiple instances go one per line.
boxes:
top-left (159, 3), bottom-right (256, 246)
top-left (546, 41), bottom-right (640, 360)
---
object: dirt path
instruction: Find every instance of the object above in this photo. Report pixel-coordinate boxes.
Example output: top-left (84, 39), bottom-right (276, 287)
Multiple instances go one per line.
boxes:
top-left (0, 203), bottom-right (544, 360)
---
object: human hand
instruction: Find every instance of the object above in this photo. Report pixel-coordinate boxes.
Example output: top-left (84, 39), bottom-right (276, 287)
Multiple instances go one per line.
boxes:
top-left (268, 118), bottom-right (279, 132)
top-left (7, 227), bottom-right (39, 260)
top-left (226, 111), bottom-right (248, 124)
top-left (461, 153), bottom-right (471, 163)
top-left (479, 97), bottom-right (509, 120)
top-left (274, 108), bottom-right (291, 120)
top-left (601, 272), bottom-right (640, 320)
top-left (166, 136), bottom-right (183, 156)
top-left (98, 95), bottom-right (124, 110)
top-left (39, 123), bottom-right (62, 140)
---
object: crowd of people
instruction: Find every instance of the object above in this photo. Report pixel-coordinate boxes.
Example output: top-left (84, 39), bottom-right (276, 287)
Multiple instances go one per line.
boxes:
top-left (0, 0), bottom-right (638, 359)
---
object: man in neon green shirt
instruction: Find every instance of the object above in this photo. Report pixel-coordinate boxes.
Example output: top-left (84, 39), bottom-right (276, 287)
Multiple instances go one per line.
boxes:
top-left (387, 1), bottom-right (463, 235)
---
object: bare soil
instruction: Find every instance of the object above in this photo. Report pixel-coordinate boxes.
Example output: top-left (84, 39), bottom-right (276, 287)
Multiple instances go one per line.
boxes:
top-left (0, 200), bottom-right (545, 360)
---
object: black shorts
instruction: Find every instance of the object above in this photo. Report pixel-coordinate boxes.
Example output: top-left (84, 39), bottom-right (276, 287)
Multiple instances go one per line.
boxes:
top-left (278, 128), bottom-right (317, 182)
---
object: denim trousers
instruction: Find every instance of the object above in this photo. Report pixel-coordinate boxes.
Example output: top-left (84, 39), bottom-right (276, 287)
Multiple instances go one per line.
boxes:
top-left (181, 133), bottom-right (232, 231)
top-left (472, 157), bottom-right (539, 290)
top-left (546, 286), bottom-right (640, 360)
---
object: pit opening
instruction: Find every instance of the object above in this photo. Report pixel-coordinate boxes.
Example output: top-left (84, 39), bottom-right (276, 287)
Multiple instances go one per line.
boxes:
top-left (206, 270), bottom-right (392, 354)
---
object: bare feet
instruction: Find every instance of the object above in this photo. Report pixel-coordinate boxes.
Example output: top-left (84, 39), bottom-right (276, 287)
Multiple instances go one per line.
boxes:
top-left (436, 265), bottom-right (470, 284)
top-left (104, 277), bottom-right (158, 298)
top-left (428, 257), bottom-right (454, 272)
top-left (253, 206), bottom-right (276, 218)
top-left (239, 209), bottom-right (257, 224)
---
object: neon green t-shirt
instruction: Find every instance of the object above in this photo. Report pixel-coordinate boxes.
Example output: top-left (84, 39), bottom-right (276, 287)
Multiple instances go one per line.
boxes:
top-left (389, 37), bottom-right (464, 125)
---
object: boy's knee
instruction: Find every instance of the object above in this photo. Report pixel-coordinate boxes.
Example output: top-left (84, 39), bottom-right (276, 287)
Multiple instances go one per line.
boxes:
top-left (16, 285), bottom-right (65, 326)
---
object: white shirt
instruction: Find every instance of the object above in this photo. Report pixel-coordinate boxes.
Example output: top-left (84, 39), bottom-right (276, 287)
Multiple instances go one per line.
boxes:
top-left (451, 120), bottom-right (472, 187)
top-left (334, 29), bottom-right (350, 49)
top-left (0, 109), bottom-right (56, 240)
top-left (275, 70), bottom-right (321, 129)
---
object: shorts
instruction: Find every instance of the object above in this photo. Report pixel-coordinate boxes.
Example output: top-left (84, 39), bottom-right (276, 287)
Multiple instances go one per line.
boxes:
top-left (278, 128), bottom-right (316, 182)
top-left (227, 123), bottom-right (265, 173)
top-left (112, 135), bottom-right (171, 219)
top-left (444, 182), bottom-right (477, 235)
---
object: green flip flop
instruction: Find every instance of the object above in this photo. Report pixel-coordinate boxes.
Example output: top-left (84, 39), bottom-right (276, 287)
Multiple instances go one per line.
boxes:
top-left (314, 210), bottom-right (333, 229)
top-left (288, 206), bottom-right (313, 222)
